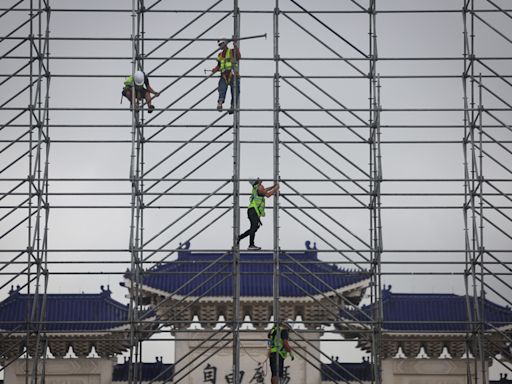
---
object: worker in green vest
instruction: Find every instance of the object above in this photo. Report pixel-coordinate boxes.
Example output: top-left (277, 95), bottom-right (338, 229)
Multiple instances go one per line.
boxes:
top-left (212, 39), bottom-right (241, 114)
top-left (122, 70), bottom-right (159, 113)
top-left (268, 322), bottom-right (294, 384)
top-left (238, 178), bottom-right (279, 250)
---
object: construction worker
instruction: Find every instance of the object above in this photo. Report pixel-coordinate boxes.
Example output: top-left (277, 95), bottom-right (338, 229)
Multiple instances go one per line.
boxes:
top-left (268, 322), bottom-right (294, 384)
top-left (122, 70), bottom-right (159, 113)
top-left (212, 39), bottom-right (241, 114)
top-left (238, 178), bottom-right (279, 250)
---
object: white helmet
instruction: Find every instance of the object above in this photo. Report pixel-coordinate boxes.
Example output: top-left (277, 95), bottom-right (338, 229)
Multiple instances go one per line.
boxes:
top-left (134, 71), bottom-right (145, 86)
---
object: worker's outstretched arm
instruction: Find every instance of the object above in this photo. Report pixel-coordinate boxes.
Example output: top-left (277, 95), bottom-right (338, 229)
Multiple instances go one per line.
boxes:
top-left (234, 44), bottom-right (241, 60)
top-left (283, 339), bottom-right (294, 360)
top-left (266, 184), bottom-right (279, 195)
top-left (212, 59), bottom-right (221, 73)
top-left (147, 84), bottom-right (159, 96)
top-left (259, 183), bottom-right (279, 197)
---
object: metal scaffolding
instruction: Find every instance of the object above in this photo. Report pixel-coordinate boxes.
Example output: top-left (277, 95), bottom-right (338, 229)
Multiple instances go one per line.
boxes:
top-left (1, 1), bottom-right (512, 384)
top-left (1, 0), bottom-right (51, 382)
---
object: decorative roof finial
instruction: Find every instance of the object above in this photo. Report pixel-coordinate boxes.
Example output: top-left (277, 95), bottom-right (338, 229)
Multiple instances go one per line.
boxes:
top-left (100, 285), bottom-right (112, 297)
top-left (9, 285), bottom-right (22, 295)
top-left (305, 240), bottom-right (317, 255)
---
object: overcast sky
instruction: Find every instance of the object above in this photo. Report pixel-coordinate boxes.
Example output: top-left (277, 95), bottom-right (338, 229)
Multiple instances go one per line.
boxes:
top-left (1, 0), bottom-right (511, 379)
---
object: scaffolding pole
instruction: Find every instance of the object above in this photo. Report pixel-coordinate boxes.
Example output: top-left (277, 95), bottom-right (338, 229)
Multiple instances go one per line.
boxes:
top-left (1, 2), bottom-right (512, 384)
top-left (231, 0), bottom-right (242, 382)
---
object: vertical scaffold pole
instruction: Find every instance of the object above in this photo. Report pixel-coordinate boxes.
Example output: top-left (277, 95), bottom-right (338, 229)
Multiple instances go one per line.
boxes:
top-left (272, 0), bottom-right (281, 380)
top-left (462, 0), bottom-right (472, 380)
top-left (27, 0), bottom-right (51, 382)
top-left (462, 1), bottom-right (487, 382)
top-left (369, 1), bottom-right (383, 383)
top-left (476, 72), bottom-right (486, 384)
top-left (135, 3), bottom-right (145, 383)
top-left (232, 0), bottom-right (242, 382)
top-left (128, 0), bottom-right (143, 383)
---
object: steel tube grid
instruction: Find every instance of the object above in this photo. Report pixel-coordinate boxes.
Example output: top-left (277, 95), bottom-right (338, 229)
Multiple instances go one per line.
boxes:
top-left (0, 0), bottom-right (51, 382)
top-left (1, 1), bottom-right (512, 383)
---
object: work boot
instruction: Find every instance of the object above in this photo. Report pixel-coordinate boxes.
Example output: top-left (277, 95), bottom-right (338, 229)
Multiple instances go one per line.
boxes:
top-left (248, 245), bottom-right (261, 251)
top-left (228, 105), bottom-right (234, 115)
top-left (148, 105), bottom-right (155, 114)
top-left (217, 102), bottom-right (223, 112)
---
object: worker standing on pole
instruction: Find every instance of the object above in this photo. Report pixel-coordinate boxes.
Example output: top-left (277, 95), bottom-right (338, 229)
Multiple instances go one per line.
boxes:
top-left (268, 322), bottom-right (294, 384)
top-left (238, 178), bottom-right (279, 250)
top-left (212, 39), bottom-right (241, 114)
top-left (122, 70), bottom-right (159, 113)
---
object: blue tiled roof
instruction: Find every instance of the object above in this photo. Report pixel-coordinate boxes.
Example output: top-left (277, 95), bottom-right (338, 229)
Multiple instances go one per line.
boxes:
top-left (113, 359), bottom-right (173, 382)
top-left (0, 286), bottom-right (129, 332)
top-left (321, 359), bottom-right (372, 382)
top-left (137, 242), bottom-right (369, 298)
top-left (348, 288), bottom-right (512, 332)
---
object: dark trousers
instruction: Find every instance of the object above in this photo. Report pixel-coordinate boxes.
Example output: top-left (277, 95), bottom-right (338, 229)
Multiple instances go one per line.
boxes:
top-left (269, 352), bottom-right (285, 377)
top-left (217, 75), bottom-right (240, 107)
top-left (239, 207), bottom-right (260, 246)
top-left (122, 85), bottom-right (147, 100)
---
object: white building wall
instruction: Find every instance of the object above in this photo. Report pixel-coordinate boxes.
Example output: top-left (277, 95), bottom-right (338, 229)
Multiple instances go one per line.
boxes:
top-left (5, 358), bottom-right (115, 384)
top-left (382, 358), bottom-right (488, 384)
top-left (173, 330), bottom-right (322, 384)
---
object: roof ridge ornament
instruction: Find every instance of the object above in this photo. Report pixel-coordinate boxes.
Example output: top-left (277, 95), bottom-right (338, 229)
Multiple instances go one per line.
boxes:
top-left (100, 285), bottom-right (112, 297)
top-left (305, 240), bottom-right (317, 251)
top-left (9, 285), bottom-right (21, 295)
top-left (178, 241), bottom-right (191, 259)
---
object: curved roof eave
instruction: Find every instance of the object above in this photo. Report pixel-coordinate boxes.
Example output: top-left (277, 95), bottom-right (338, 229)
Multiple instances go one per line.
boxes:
top-left (129, 277), bottom-right (369, 303)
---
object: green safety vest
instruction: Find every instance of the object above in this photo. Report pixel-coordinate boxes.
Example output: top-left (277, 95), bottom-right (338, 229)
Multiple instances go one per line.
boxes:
top-left (124, 75), bottom-right (145, 88)
top-left (269, 326), bottom-right (288, 359)
top-left (124, 75), bottom-right (134, 87)
top-left (248, 185), bottom-right (265, 217)
top-left (218, 49), bottom-right (238, 73)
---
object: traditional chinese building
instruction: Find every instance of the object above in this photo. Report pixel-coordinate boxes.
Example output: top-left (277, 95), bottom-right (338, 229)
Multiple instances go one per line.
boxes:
top-left (123, 241), bottom-right (370, 384)
top-left (2, 244), bottom-right (512, 384)
top-left (343, 287), bottom-right (512, 383)
top-left (0, 286), bottom-right (146, 384)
